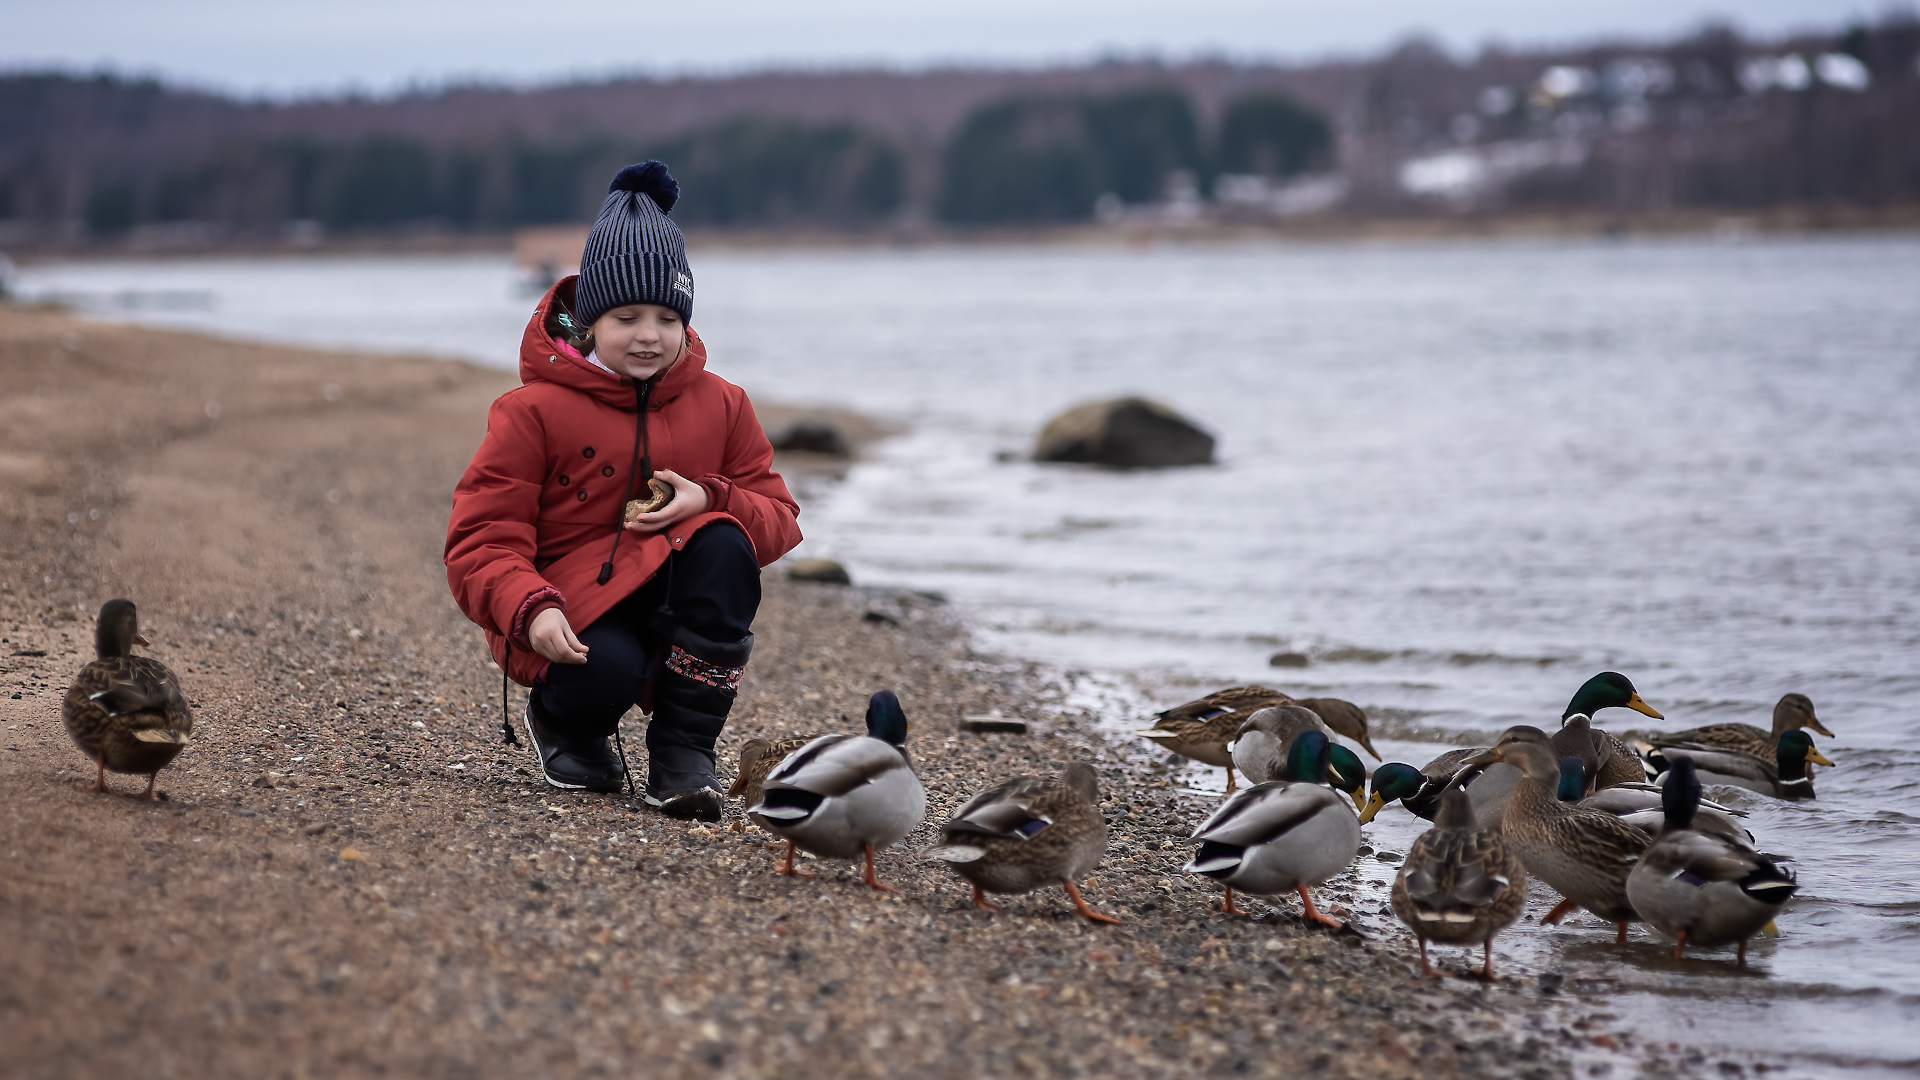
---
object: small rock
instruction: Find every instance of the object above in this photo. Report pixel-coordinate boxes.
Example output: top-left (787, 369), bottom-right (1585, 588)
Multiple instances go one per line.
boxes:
top-left (862, 610), bottom-right (900, 627)
top-left (1034, 397), bottom-right (1215, 468)
top-left (768, 418), bottom-right (850, 457)
top-left (1374, 850), bottom-right (1402, 863)
top-left (338, 846), bottom-right (362, 861)
top-left (239, 809), bottom-right (257, 818)
top-left (9, 649), bottom-right (46, 657)
top-left (786, 558), bottom-right (851, 585)
top-left (303, 823), bottom-right (330, 835)
top-left (960, 716), bottom-right (1029, 735)
top-left (1267, 651), bottom-right (1310, 668)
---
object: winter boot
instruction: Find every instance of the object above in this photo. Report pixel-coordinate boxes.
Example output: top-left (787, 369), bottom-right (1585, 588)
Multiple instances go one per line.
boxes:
top-left (645, 625), bottom-right (752, 821)
top-left (524, 695), bottom-right (627, 793)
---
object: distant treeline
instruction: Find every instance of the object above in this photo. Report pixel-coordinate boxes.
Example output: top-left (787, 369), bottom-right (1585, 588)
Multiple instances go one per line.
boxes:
top-left (0, 80), bottom-right (1325, 237)
top-left (1, 14), bottom-right (1916, 245)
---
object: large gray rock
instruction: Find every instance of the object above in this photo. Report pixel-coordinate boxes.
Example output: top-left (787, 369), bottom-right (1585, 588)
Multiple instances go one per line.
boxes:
top-left (786, 558), bottom-right (851, 585)
top-left (1033, 397), bottom-right (1215, 468)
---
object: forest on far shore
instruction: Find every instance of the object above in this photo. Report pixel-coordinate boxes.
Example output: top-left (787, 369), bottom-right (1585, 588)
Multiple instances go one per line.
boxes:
top-left (1, 15), bottom-right (1916, 247)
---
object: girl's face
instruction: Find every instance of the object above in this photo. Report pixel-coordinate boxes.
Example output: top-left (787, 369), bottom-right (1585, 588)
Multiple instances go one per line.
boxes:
top-left (590, 303), bottom-right (686, 381)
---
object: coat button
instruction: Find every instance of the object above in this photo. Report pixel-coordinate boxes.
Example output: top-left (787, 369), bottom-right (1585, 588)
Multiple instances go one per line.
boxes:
top-left (601, 465), bottom-right (615, 477)
top-left (583, 447), bottom-right (595, 459)
top-left (576, 490), bottom-right (589, 502)
top-left (557, 474), bottom-right (569, 486)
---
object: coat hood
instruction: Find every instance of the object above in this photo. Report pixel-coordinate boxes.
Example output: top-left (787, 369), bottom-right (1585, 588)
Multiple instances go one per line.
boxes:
top-left (519, 275), bottom-right (708, 410)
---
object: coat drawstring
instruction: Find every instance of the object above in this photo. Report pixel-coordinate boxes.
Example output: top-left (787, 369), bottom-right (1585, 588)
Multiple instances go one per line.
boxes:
top-left (500, 641), bottom-right (520, 746)
top-left (597, 377), bottom-right (654, 586)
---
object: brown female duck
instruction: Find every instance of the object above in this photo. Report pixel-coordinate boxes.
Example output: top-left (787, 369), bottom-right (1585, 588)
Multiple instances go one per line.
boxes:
top-left (62, 599), bottom-right (193, 800)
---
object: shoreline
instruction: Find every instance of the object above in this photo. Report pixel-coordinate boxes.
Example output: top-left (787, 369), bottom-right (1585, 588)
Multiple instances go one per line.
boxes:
top-left (0, 306), bottom-right (1690, 1077)
top-left (6, 202), bottom-right (1919, 266)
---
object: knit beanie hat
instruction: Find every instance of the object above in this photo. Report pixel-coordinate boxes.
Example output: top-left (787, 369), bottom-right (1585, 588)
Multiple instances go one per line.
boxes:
top-left (574, 161), bottom-right (694, 327)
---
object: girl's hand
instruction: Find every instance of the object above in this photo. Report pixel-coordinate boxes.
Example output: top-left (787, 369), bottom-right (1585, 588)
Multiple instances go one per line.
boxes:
top-left (624, 469), bottom-right (710, 534)
top-left (529, 606), bottom-right (589, 665)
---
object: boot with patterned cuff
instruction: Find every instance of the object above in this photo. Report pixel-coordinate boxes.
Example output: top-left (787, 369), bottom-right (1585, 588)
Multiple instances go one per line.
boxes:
top-left (644, 625), bottom-right (752, 820)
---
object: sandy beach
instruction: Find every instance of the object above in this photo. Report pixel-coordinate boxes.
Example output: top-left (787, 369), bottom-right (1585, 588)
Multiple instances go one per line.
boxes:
top-left (0, 305), bottom-right (1696, 1079)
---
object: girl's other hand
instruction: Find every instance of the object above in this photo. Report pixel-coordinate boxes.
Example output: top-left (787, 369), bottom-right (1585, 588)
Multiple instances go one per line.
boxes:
top-left (529, 606), bottom-right (589, 665)
top-left (624, 469), bottom-right (709, 534)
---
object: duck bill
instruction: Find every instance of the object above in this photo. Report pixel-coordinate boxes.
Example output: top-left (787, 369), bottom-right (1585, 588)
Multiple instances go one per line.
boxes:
top-left (1357, 792), bottom-right (1388, 824)
top-left (1806, 716), bottom-right (1836, 738)
top-left (1463, 749), bottom-right (1499, 767)
top-left (1626, 692), bottom-right (1664, 720)
top-left (134, 633), bottom-right (153, 647)
top-left (1358, 735), bottom-right (1382, 762)
top-left (1348, 788), bottom-right (1368, 814)
top-left (1807, 748), bottom-right (1836, 767)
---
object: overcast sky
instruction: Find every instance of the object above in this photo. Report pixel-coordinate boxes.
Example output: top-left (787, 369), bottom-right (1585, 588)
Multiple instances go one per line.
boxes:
top-left (0, 0), bottom-right (1878, 97)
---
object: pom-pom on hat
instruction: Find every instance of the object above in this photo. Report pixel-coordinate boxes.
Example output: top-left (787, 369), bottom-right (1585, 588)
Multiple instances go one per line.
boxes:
top-left (573, 160), bottom-right (694, 327)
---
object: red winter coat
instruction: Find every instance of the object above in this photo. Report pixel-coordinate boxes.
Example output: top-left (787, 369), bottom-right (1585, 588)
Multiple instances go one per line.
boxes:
top-left (445, 277), bottom-right (801, 686)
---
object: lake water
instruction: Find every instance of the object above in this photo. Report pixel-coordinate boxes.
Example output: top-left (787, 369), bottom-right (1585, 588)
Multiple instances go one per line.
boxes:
top-left (17, 236), bottom-right (1920, 1076)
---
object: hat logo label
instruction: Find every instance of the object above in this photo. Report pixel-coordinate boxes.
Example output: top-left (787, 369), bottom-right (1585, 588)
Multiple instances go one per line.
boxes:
top-left (673, 272), bottom-right (694, 299)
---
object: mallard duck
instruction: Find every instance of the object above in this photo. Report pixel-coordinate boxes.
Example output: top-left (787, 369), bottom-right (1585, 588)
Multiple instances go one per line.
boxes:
top-left (728, 734), bottom-right (815, 831)
top-left (1184, 731), bottom-right (1362, 925)
top-left (63, 599), bottom-right (193, 800)
top-left (1562, 761), bottom-right (1755, 844)
top-left (749, 691), bottom-right (927, 893)
top-left (1288, 697), bottom-right (1383, 761)
top-left (1466, 726), bottom-right (1650, 944)
top-left (1561, 672), bottom-right (1665, 789)
top-left (921, 761), bottom-right (1119, 924)
top-left (1359, 748), bottom-right (1521, 832)
top-left (1228, 706), bottom-right (1369, 799)
top-left (1625, 758), bottom-right (1798, 965)
top-left (1390, 786), bottom-right (1528, 980)
top-left (1641, 731), bottom-right (1833, 801)
top-left (1137, 685), bottom-right (1291, 791)
top-left (1651, 693), bottom-right (1833, 762)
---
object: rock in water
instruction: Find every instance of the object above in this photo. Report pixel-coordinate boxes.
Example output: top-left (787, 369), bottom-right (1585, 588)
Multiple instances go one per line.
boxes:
top-left (787, 558), bottom-right (852, 585)
top-left (1033, 397), bottom-right (1214, 468)
top-left (769, 418), bottom-right (850, 457)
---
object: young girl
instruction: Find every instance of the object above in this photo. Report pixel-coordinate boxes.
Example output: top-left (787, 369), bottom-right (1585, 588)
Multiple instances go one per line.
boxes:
top-left (446, 161), bottom-right (801, 821)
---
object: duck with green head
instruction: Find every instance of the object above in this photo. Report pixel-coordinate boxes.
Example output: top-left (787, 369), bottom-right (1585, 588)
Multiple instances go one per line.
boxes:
top-left (1184, 730), bottom-right (1363, 925)
top-left (1625, 757), bottom-right (1798, 965)
top-left (1562, 672), bottom-right (1665, 790)
top-left (1641, 730), bottom-right (1834, 801)
top-left (1360, 747), bottom-right (1520, 832)
top-left (750, 691), bottom-right (927, 893)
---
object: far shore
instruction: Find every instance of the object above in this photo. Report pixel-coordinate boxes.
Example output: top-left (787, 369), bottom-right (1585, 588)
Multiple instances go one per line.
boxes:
top-left (6, 201), bottom-right (1918, 266)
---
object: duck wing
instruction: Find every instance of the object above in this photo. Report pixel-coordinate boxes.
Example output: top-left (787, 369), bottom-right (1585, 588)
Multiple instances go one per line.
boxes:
top-left (943, 775), bottom-right (1057, 839)
top-left (765, 734), bottom-right (908, 797)
top-left (1191, 781), bottom-right (1345, 848)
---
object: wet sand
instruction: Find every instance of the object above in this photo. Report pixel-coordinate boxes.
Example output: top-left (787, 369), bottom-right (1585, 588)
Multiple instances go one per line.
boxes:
top-left (0, 306), bottom-right (1684, 1078)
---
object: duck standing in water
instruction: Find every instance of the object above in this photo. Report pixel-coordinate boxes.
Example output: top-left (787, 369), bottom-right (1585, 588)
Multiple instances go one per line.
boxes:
top-left (749, 691), bottom-right (926, 893)
top-left (1390, 786), bottom-right (1528, 981)
top-left (1184, 731), bottom-right (1362, 925)
top-left (1641, 730), bottom-right (1833, 801)
top-left (1467, 726), bottom-right (1650, 944)
top-left (1651, 693), bottom-right (1833, 762)
top-left (1626, 758), bottom-right (1798, 965)
top-left (922, 761), bottom-right (1119, 924)
top-left (63, 599), bottom-right (194, 800)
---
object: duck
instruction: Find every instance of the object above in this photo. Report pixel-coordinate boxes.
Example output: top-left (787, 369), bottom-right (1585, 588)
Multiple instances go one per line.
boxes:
top-left (1359, 747), bottom-right (1521, 832)
top-left (63, 599), bottom-right (194, 800)
top-left (748, 690), bottom-right (927, 893)
top-left (1650, 693), bottom-right (1833, 762)
top-left (1466, 726), bottom-right (1650, 944)
top-left (1141, 686), bottom-right (1381, 792)
top-left (1229, 706), bottom-right (1369, 799)
top-left (1287, 697), bottom-right (1383, 761)
top-left (1560, 759), bottom-right (1755, 845)
top-left (1137, 685), bottom-right (1290, 791)
top-left (1639, 730), bottom-right (1833, 801)
top-left (1390, 785), bottom-right (1528, 981)
top-left (1184, 730), bottom-right (1363, 926)
top-left (728, 734), bottom-right (815, 831)
top-left (1561, 672), bottom-right (1666, 789)
top-left (1625, 758), bottom-right (1798, 965)
top-left (921, 761), bottom-right (1119, 925)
